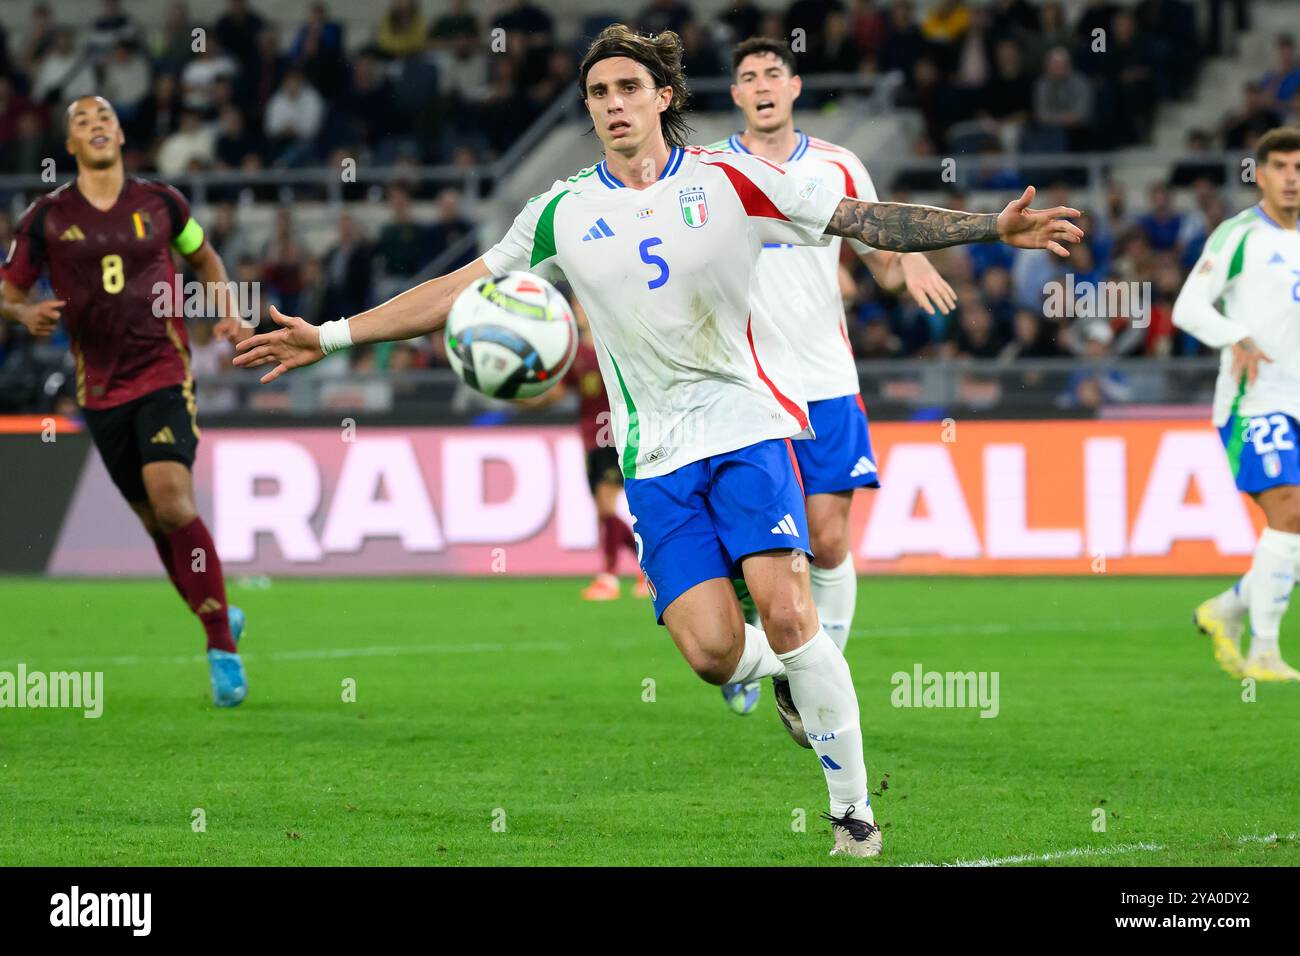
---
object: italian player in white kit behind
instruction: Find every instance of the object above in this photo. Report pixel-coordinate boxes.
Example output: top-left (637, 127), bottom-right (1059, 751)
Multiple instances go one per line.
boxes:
top-left (714, 38), bottom-right (958, 719)
top-left (233, 25), bottom-right (1083, 857)
top-left (1176, 126), bottom-right (1300, 682)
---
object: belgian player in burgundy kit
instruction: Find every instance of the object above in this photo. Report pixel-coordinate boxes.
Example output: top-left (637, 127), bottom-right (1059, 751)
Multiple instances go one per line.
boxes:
top-left (0, 96), bottom-right (252, 707)
top-left (525, 304), bottom-right (643, 600)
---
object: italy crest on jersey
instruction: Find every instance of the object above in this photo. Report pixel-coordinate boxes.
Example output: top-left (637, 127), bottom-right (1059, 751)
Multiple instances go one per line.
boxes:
top-left (678, 188), bottom-right (707, 228)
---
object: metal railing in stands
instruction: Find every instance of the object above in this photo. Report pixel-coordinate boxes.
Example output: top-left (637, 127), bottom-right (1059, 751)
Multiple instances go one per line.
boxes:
top-left (189, 356), bottom-right (1224, 421)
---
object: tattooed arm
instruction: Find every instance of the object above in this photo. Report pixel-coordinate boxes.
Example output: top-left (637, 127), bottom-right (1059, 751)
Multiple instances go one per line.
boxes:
top-left (826, 186), bottom-right (1083, 257)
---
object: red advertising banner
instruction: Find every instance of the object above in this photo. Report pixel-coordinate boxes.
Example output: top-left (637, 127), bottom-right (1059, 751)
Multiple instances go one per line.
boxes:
top-left (46, 421), bottom-right (1260, 577)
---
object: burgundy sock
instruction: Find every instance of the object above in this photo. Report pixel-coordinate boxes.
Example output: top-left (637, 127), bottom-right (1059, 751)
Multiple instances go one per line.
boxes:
top-left (601, 515), bottom-right (636, 572)
top-left (165, 517), bottom-right (236, 652)
top-left (600, 515), bottom-right (618, 573)
top-left (151, 533), bottom-right (187, 604)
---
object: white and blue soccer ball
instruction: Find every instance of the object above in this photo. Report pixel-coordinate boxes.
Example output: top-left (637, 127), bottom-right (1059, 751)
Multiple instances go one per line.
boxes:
top-left (445, 272), bottom-right (578, 400)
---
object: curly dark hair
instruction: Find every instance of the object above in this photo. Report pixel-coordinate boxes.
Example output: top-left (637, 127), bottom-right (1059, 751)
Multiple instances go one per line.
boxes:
top-left (730, 37), bottom-right (797, 77)
top-left (578, 23), bottom-right (693, 148)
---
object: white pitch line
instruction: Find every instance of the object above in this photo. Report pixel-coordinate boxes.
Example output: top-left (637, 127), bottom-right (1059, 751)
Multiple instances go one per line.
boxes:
top-left (853, 619), bottom-right (1172, 639)
top-left (908, 842), bottom-right (1165, 867)
top-left (910, 832), bottom-right (1299, 867)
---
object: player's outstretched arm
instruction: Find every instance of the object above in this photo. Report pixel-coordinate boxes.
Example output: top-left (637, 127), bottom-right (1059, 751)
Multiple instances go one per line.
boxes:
top-left (826, 186), bottom-right (1082, 257)
top-left (233, 257), bottom-right (491, 384)
top-left (185, 243), bottom-right (250, 344)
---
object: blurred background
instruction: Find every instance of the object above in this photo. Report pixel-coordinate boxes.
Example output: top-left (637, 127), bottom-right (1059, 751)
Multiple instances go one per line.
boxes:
top-left (0, 0), bottom-right (1295, 427)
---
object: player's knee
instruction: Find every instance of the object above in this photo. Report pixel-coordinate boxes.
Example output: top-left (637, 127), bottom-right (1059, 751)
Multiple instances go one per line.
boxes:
top-left (810, 528), bottom-right (848, 568)
top-left (761, 602), bottom-right (814, 651)
top-left (149, 494), bottom-right (197, 533)
top-left (678, 634), bottom-right (737, 685)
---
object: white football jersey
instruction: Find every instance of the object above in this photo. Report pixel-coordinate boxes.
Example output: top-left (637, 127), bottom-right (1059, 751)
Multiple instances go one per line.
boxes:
top-left (713, 131), bottom-right (876, 402)
top-left (482, 145), bottom-right (844, 479)
top-left (1173, 206), bottom-right (1300, 426)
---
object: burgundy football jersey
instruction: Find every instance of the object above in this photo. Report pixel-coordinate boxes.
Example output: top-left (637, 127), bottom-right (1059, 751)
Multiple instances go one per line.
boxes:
top-left (1, 178), bottom-right (201, 410)
top-left (566, 340), bottom-right (610, 452)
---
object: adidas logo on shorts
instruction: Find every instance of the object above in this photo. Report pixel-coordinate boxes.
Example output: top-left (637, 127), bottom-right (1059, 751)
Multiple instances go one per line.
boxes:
top-left (850, 456), bottom-right (876, 478)
top-left (770, 513), bottom-right (798, 536)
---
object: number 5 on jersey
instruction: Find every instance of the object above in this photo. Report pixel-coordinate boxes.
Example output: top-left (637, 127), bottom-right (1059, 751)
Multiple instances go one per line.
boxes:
top-left (639, 238), bottom-right (669, 290)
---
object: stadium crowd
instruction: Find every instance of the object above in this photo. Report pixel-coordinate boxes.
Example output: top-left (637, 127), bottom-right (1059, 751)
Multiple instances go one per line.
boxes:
top-left (0, 0), bottom-right (1296, 416)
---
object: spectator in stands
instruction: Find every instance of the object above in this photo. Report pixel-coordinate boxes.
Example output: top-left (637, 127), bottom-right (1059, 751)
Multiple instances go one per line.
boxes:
top-left (291, 3), bottom-right (344, 60)
top-left (494, 0), bottom-right (554, 86)
top-left (942, 300), bottom-right (1005, 359)
top-left (1260, 35), bottom-right (1300, 108)
top-left (1021, 1), bottom-right (1071, 73)
top-left (640, 0), bottom-right (693, 36)
top-left (1221, 82), bottom-right (1283, 150)
top-left (214, 104), bottom-right (261, 170)
top-left (720, 1), bottom-right (765, 46)
top-left (0, 77), bottom-right (41, 151)
top-left (479, 58), bottom-right (530, 154)
top-left (205, 201), bottom-right (256, 266)
top-left (980, 38), bottom-right (1033, 148)
top-left (1034, 48), bottom-right (1093, 151)
top-left (264, 69), bottom-right (324, 166)
top-left (101, 40), bottom-right (152, 126)
top-left (879, 1), bottom-right (925, 80)
top-left (850, 0), bottom-right (887, 60)
top-left (1103, 10), bottom-right (1158, 145)
top-left (811, 11), bottom-right (863, 77)
top-left (989, 0), bottom-right (1037, 42)
top-left (429, 0), bottom-right (478, 50)
top-left (156, 109), bottom-right (216, 175)
top-left (321, 213), bottom-right (375, 321)
top-left (240, 27), bottom-right (285, 119)
top-left (377, 185), bottom-right (432, 283)
top-left (1062, 321), bottom-right (1132, 410)
top-left (132, 72), bottom-right (182, 152)
top-left (919, 0), bottom-right (970, 72)
top-left (979, 266), bottom-right (1016, 335)
top-left (294, 21), bottom-right (347, 100)
top-left (3, 113), bottom-right (48, 177)
top-left (180, 36), bottom-right (238, 116)
top-left (377, 0), bottom-right (428, 59)
top-left (1136, 183), bottom-right (1183, 253)
top-left (426, 189), bottom-right (477, 271)
top-left (952, 4), bottom-right (993, 94)
top-left (153, 2), bottom-right (196, 77)
top-left (32, 28), bottom-right (96, 106)
top-left (261, 207), bottom-right (307, 316)
top-left (87, 0), bottom-right (142, 61)
top-left (18, 4), bottom-right (58, 76)
top-left (1170, 129), bottom-right (1227, 186)
top-left (215, 0), bottom-right (268, 71)
top-left (999, 308), bottom-right (1058, 362)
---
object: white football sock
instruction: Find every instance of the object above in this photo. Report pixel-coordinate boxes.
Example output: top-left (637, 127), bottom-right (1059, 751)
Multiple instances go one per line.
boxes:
top-left (810, 553), bottom-right (857, 652)
top-left (1215, 572), bottom-right (1250, 619)
top-left (778, 628), bottom-right (873, 823)
top-left (1247, 529), bottom-right (1300, 657)
top-left (726, 623), bottom-right (785, 683)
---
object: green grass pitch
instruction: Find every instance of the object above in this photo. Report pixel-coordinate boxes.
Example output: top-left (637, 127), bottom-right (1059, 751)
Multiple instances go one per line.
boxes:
top-left (1, 576), bottom-right (1297, 866)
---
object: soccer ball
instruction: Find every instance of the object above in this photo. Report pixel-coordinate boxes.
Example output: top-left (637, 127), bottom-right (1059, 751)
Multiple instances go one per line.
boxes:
top-left (444, 272), bottom-right (578, 400)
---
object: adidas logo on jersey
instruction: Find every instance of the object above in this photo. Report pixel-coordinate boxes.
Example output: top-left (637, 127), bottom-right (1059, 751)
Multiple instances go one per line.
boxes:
top-left (581, 218), bottom-right (615, 241)
top-left (59, 225), bottom-right (86, 241)
top-left (1269, 251), bottom-right (1286, 265)
top-left (850, 456), bottom-right (877, 478)
top-left (770, 513), bottom-right (798, 536)
top-left (150, 427), bottom-right (175, 444)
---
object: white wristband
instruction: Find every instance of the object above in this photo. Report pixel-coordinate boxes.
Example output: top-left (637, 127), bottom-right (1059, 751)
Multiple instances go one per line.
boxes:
top-left (318, 318), bottom-right (353, 354)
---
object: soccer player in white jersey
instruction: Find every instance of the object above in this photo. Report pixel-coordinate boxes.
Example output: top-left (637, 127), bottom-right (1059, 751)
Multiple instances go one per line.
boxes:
top-left (234, 25), bottom-right (1083, 856)
top-left (1175, 127), bottom-right (1300, 683)
top-left (713, 38), bottom-right (957, 718)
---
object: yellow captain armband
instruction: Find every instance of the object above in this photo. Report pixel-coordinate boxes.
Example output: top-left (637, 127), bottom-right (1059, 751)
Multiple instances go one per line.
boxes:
top-left (171, 217), bottom-right (205, 256)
